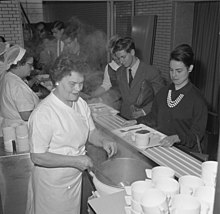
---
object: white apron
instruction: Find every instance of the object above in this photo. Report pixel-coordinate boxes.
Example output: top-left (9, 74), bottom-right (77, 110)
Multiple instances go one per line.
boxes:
top-left (26, 93), bottom-right (93, 214)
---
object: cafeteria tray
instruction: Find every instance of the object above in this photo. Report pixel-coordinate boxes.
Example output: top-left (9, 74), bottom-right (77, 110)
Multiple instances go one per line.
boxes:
top-left (94, 114), bottom-right (203, 178)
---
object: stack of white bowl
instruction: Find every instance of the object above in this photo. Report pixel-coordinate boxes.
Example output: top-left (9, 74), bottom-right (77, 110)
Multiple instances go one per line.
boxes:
top-left (15, 124), bottom-right (29, 152)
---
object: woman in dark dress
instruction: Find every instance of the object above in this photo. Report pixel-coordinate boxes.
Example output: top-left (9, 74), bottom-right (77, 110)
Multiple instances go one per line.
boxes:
top-left (138, 44), bottom-right (208, 153)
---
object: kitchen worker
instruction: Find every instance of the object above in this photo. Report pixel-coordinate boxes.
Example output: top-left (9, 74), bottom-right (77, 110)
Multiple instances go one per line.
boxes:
top-left (138, 44), bottom-right (208, 153)
top-left (112, 37), bottom-right (164, 119)
top-left (89, 35), bottom-right (122, 109)
top-left (38, 21), bottom-right (65, 74)
top-left (0, 45), bottom-right (39, 132)
top-left (0, 42), bottom-right (10, 136)
top-left (25, 55), bottom-right (117, 214)
top-left (51, 20), bottom-right (65, 57)
top-left (0, 41), bottom-right (10, 77)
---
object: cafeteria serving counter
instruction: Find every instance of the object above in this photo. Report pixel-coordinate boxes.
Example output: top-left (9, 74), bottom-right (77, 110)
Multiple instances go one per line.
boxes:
top-left (0, 106), bottom-right (203, 214)
top-left (0, 134), bottom-right (156, 214)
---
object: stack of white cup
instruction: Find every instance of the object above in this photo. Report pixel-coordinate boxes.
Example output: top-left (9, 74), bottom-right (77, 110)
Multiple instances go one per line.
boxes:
top-left (2, 126), bottom-right (16, 152)
top-left (15, 124), bottom-right (29, 152)
top-left (124, 179), bottom-right (155, 214)
top-left (201, 161), bottom-right (218, 187)
top-left (124, 163), bottom-right (217, 214)
top-left (124, 166), bottom-right (177, 214)
top-left (169, 194), bottom-right (201, 214)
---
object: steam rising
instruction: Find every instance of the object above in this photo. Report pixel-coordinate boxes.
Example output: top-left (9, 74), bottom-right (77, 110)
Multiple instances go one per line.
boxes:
top-left (24, 16), bottom-right (108, 94)
top-left (60, 17), bottom-right (108, 94)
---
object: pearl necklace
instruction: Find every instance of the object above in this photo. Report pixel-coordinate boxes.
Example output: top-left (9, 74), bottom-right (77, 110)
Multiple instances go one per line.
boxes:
top-left (167, 90), bottom-right (184, 108)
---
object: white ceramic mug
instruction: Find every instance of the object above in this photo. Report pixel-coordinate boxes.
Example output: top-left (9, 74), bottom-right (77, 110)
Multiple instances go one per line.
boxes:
top-left (194, 186), bottom-right (215, 214)
top-left (131, 180), bottom-right (154, 202)
top-left (201, 161), bottom-right (218, 187)
top-left (154, 178), bottom-right (179, 205)
top-left (145, 166), bottom-right (175, 182)
top-left (132, 130), bottom-right (151, 149)
top-left (140, 188), bottom-right (169, 214)
top-left (2, 126), bottom-right (16, 142)
top-left (169, 194), bottom-right (201, 214)
top-left (179, 175), bottom-right (204, 195)
top-left (16, 137), bottom-right (30, 153)
top-left (2, 126), bottom-right (16, 152)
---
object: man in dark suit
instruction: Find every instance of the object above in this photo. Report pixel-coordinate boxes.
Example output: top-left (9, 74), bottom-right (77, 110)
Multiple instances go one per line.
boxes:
top-left (112, 37), bottom-right (164, 120)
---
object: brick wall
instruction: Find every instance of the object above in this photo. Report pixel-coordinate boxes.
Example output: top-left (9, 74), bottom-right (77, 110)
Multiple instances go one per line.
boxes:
top-left (135, 0), bottom-right (173, 81)
top-left (0, 0), bottom-right (173, 80)
top-left (0, 0), bottom-right (23, 46)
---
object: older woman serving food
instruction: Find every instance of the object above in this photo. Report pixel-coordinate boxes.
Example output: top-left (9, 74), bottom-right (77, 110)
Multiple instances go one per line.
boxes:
top-left (25, 55), bottom-right (117, 214)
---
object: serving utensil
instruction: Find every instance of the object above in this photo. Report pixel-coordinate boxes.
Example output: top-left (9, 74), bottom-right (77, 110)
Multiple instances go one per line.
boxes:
top-left (120, 127), bottom-right (142, 133)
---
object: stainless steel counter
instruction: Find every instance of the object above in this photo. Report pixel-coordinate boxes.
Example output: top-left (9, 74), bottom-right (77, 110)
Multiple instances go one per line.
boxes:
top-left (0, 154), bottom-right (32, 214)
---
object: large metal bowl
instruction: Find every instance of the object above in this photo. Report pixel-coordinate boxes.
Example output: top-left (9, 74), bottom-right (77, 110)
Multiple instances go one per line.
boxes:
top-left (92, 157), bottom-right (155, 196)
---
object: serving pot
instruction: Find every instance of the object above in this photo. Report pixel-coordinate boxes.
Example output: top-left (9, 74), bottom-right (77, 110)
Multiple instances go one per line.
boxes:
top-left (90, 157), bottom-right (153, 196)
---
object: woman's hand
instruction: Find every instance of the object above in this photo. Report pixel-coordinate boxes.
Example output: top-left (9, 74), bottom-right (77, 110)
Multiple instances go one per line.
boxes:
top-left (131, 105), bottom-right (145, 119)
top-left (159, 135), bottom-right (180, 147)
top-left (75, 155), bottom-right (93, 171)
top-left (102, 140), bottom-right (117, 158)
top-left (87, 97), bottom-right (102, 104)
top-left (28, 77), bottom-right (40, 88)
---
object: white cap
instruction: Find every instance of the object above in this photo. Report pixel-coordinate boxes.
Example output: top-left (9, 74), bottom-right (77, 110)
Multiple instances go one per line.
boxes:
top-left (4, 45), bottom-right (26, 69)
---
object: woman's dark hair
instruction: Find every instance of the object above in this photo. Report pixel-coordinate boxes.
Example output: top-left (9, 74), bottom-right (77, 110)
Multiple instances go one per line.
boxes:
top-left (170, 44), bottom-right (194, 68)
top-left (52, 20), bottom-right (65, 31)
top-left (50, 55), bottom-right (89, 84)
top-left (112, 36), bottom-right (135, 54)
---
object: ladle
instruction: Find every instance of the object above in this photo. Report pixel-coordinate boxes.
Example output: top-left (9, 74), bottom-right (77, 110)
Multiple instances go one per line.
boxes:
top-left (120, 127), bottom-right (142, 133)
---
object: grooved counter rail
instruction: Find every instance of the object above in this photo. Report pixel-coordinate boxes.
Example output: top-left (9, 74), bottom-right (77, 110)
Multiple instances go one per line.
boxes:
top-left (93, 114), bottom-right (203, 178)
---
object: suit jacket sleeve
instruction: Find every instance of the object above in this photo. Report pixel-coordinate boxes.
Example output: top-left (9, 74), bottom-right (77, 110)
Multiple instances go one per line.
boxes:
top-left (141, 64), bottom-right (164, 114)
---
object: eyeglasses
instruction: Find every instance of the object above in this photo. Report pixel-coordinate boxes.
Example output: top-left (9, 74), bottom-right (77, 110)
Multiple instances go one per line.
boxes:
top-left (26, 62), bottom-right (33, 67)
top-left (37, 28), bottom-right (45, 33)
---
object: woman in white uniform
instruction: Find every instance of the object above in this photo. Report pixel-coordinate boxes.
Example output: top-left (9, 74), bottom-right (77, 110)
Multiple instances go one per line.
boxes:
top-left (26, 56), bottom-right (117, 214)
top-left (0, 45), bottom-right (39, 130)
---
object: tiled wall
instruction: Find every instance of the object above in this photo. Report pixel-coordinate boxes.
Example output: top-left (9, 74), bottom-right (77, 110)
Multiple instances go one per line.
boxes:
top-left (0, 0), bottom-right (23, 46)
top-left (135, 0), bottom-right (173, 81)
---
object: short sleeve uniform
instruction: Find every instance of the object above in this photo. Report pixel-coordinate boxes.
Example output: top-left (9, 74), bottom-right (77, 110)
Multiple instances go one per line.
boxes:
top-left (26, 92), bottom-right (95, 214)
top-left (0, 72), bottom-right (39, 128)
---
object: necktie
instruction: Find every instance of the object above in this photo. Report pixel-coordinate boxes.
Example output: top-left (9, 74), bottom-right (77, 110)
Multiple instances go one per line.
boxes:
top-left (58, 40), bottom-right (61, 57)
top-left (128, 68), bottom-right (133, 87)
